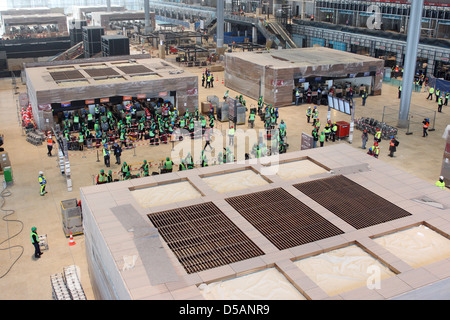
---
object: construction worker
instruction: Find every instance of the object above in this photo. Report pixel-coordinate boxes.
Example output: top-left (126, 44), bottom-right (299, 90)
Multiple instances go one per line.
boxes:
top-left (374, 128), bottom-right (382, 143)
top-left (436, 176), bottom-right (446, 190)
top-left (38, 171), bottom-right (47, 196)
top-left (106, 170), bottom-right (113, 183)
top-left (361, 129), bottom-right (368, 149)
top-left (368, 141), bottom-right (380, 159)
top-left (113, 143), bottom-right (122, 165)
top-left (179, 160), bottom-right (187, 171)
top-left (78, 132), bottom-right (84, 151)
top-left (315, 118), bottom-right (321, 131)
top-left (31, 227), bottom-right (43, 259)
top-left (331, 122), bottom-right (337, 142)
top-left (388, 136), bottom-right (399, 157)
top-left (324, 123), bottom-right (331, 142)
top-left (73, 113), bottom-right (80, 131)
top-left (435, 88), bottom-right (441, 102)
top-left (306, 107), bottom-right (312, 123)
top-left (319, 131), bottom-right (325, 147)
top-left (312, 107), bottom-right (318, 126)
top-left (445, 91), bottom-right (449, 106)
top-left (217, 152), bottom-right (224, 164)
top-left (210, 74), bottom-right (214, 88)
top-left (47, 135), bottom-right (55, 156)
top-left (312, 127), bottom-right (318, 148)
top-left (438, 95), bottom-right (444, 113)
top-left (97, 169), bottom-right (107, 184)
top-left (164, 157), bottom-right (174, 173)
top-left (422, 118), bottom-right (429, 137)
top-left (248, 111), bottom-right (255, 128)
top-left (398, 85), bottom-right (402, 99)
top-left (295, 88), bottom-right (300, 105)
top-left (361, 89), bottom-right (367, 106)
top-left (200, 151), bottom-right (208, 167)
top-left (201, 73), bottom-right (205, 87)
top-left (228, 125), bottom-right (235, 146)
top-left (185, 153), bottom-right (194, 169)
top-left (141, 160), bottom-right (149, 176)
top-left (427, 86), bottom-right (434, 100)
top-left (121, 162), bottom-right (130, 178)
top-left (103, 144), bottom-right (110, 168)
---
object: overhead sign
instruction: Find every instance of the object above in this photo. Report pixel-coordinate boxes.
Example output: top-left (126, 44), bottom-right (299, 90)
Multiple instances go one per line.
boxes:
top-left (123, 96), bottom-right (132, 101)
top-left (61, 102), bottom-right (71, 107)
top-left (159, 91), bottom-right (168, 97)
top-left (85, 99), bottom-right (95, 104)
top-left (100, 97), bottom-right (109, 103)
top-left (137, 94), bottom-right (146, 99)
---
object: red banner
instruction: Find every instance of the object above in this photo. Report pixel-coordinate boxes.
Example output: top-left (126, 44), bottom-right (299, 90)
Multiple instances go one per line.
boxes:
top-left (85, 99), bottom-right (95, 104)
top-left (159, 92), bottom-right (168, 97)
top-left (137, 94), bottom-right (146, 99)
top-left (100, 98), bottom-right (110, 103)
top-left (123, 96), bottom-right (132, 101)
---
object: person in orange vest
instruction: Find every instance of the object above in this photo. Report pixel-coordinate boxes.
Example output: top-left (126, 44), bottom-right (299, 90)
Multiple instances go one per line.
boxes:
top-left (422, 118), bottom-right (429, 137)
top-left (388, 136), bottom-right (399, 157)
top-left (47, 135), bottom-right (55, 157)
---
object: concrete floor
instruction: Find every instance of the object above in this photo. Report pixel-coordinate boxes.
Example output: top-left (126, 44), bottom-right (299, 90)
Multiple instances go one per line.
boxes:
top-left (0, 55), bottom-right (448, 300)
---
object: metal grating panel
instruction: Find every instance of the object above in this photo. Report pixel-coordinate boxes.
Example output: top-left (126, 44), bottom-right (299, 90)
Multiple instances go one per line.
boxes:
top-left (83, 67), bottom-right (119, 77)
top-left (293, 175), bottom-right (412, 229)
top-left (225, 188), bottom-right (344, 250)
top-left (117, 65), bottom-right (152, 75)
top-left (148, 202), bottom-right (264, 274)
top-left (50, 70), bottom-right (85, 81)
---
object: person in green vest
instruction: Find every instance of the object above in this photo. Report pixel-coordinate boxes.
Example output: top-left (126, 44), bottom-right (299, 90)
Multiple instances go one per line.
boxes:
top-left (331, 122), bottom-right (338, 142)
top-left (324, 122), bottom-right (331, 142)
top-left (141, 160), bottom-right (149, 176)
top-left (217, 152), bottom-right (224, 165)
top-left (103, 144), bottom-right (110, 168)
top-left (31, 227), bottom-right (43, 258)
top-left (435, 176), bottom-right (446, 190)
top-left (180, 117), bottom-right (186, 130)
top-left (78, 132), bottom-right (84, 151)
top-left (185, 153), bottom-right (194, 169)
top-left (38, 171), bottom-right (47, 196)
top-left (319, 131), bottom-right (325, 147)
top-left (445, 91), bottom-right (449, 106)
top-left (188, 119), bottom-right (195, 134)
top-left (427, 86), bottom-right (434, 100)
top-left (201, 116), bottom-right (207, 134)
top-left (87, 112), bottom-right (94, 129)
top-left (306, 106), bottom-right (312, 123)
top-left (312, 127), bottom-right (318, 148)
top-left (97, 169), bottom-right (107, 184)
top-left (228, 126), bottom-right (235, 146)
top-left (73, 113), bottom-right (80, 131)
top-left (435, 88), bottom-right (441, 102)
top-left (121, 162), bottom-right (130, 178)
top-left (209, 115), bottom-right (215, 129)
top-left (163, 157), bottom-right (174, 173)
top-left (438, 95), bottom-right (444, 113)
top-left (200, 151), bottom-right (208, 167)
top-left (248, 111), bottom-right (255, 128)
top-left (107, 170), bottom-right (113, 183)
top-left (179, 160), bottom-right (187, 171)
top-left (256, 145), bottom-right (262, 158)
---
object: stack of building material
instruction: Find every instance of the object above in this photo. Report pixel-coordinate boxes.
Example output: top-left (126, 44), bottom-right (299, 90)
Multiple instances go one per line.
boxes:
top-left (50, 273), bottom-right (71, 300)
top-left (63, 265), bottom-right (86, 300)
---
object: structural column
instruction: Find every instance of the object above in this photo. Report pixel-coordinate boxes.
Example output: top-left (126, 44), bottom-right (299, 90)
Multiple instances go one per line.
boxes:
top-left (398, 0), bottom-right (424, 128)
top-left (144, 0), bottom-right (152, 35)
top-left (217, 0), bottom-right (225, 48)
top-left (252, 26), bottom-right (258, 44)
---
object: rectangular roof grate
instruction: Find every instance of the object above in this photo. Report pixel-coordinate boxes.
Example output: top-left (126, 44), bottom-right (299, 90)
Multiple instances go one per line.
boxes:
top-left (292, 175), bottom-right (412, 229)
top-left (225, 188), bottom-right (344, 250)
top-left (117, 65), bottom-right (152, 74)
top-left (148, 202), bottom-right (264, 274)
top-left (49, 70), bottom-right (85, 81)
top-left (83, 67), bottom-right (119, 77)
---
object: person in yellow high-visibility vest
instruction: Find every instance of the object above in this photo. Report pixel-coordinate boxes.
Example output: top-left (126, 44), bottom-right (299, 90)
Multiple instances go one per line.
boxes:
top-left (31, 227), bottom-right (43, 258)
top-left (38, 171), bottom-right (47, 196)
top-left (436, 176), bottom-right (446, 190)
top-left (228, 126), bottom-right (235, 146)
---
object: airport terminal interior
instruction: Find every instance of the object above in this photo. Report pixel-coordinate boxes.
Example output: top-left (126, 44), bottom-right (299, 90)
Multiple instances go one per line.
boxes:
top-left (0, 0), bottom-right (450, 303)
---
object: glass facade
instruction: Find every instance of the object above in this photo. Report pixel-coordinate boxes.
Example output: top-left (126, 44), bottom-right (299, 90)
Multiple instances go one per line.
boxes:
top-left (5, 0), bottom-right (144, 12)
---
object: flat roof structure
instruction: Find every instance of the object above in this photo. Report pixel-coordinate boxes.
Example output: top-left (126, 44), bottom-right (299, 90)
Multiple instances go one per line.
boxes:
top-left (71, 5), bottom-right (127, 21)
top-left (225, 47), bottom-right (385, 106)
top-left (24, 55), bottom-right (198, 130)
top-left (1, 13), bottom-right (68, 35)
top-left (80, 144), bottom-right (450, 300)
top-left (91, 10), bottom-right (156, 31)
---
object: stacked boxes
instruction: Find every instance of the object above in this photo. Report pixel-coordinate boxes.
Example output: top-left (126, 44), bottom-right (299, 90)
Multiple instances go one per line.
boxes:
top-left (82, 26), bottom-right (105, 58)
top-left (51, 265), bottom-right (86, 300)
